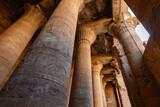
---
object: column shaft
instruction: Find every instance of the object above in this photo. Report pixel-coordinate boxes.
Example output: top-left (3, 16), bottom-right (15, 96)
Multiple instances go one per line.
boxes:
top-left (0, 0), bottom-right (83, 106)
top-left (118, 26), bottom-right (160, 106)
top-left (69, 26), bottom-right (96, 107)
top-left (105, 84), bottom-right (119, 107)
top-left (113, 43), bottom-right (143, 106)
top-left (93, 72), bottom-right (103, 107)
top-left (0, 4), bottom-right (45, 87)
top-left (92, 61), bottom-right (103, 107)
top-left (100, 75), bottom-right (107, 107)
top-left (115, 74), bottom-right (131, 107)
top-left (111, 15), bottom-right (160, 106)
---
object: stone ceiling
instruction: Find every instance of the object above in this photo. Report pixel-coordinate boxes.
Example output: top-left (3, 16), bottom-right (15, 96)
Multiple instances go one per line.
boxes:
top-left (0, 0), bottom-right (115, 56)
top-left (1, 0), bottom-right (112, 22)
top-left (78, 0), bottom-right (112, 24)
top-left (79, 0), bottom-right (113, 56)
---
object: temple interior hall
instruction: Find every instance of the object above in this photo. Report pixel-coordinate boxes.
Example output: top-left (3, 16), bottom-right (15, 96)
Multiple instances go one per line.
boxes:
top-left (0, 0), bottom-right (160, 107)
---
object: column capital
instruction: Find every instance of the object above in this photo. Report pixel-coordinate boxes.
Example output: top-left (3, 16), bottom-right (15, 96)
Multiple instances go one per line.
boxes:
top-left (92, 61), bottom-right (103, 73)
top-left (24, 3), bottom-right (45, 18)
top-left (78, 25), bottom-right (96, 45)
top-left (24, 3), bottom-right (47, 27)
top-left (108, 16), bottom-right (139, 36)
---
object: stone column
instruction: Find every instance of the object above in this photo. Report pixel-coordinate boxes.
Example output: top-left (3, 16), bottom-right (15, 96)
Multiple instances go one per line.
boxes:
top-left (114, 74), bottom-right (132, 107)
top-left (112, 43), bottom-right (143, 106)
top-left (108, 12), bottom-right (160, 106)
top-left (122, 0), bottom-right (160, 84)
top-left (92, 61), bottom-right (103, 107)
top-left (112, 60), bottom-right (131, 107)
top-left (105, 83), bottom-right (119, 107)
top-left (69, 26), bottom-right (96, 107)
top-left (0, 0), bottom-right (83, 106)
top-left (100, 74), bottom-right (107, 107)
top-left (0, 4), bottom-right (45, 87)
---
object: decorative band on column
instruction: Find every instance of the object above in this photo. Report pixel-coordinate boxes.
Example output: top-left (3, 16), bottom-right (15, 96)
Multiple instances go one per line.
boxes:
top-left (78, 25), bottom-right (96, 45)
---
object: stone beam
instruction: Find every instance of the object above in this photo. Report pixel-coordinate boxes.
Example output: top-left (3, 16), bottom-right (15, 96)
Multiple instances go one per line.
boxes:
top-left (103, 74), bottom-right (115, 82)
top-left (101, 66), bottom-right (115, 75)
top-left (83, 18), bottom-right (112, 35)
top-left (112, 0), bottom-right (120, 19)
top-left (84, 0), bottom-right (94, 4)
top-left (112, 0), bottom-right (128, 20)
top-left (120, 0), bottom-right (128, 13)
top-left (91, 54), bottom-right (113, 65)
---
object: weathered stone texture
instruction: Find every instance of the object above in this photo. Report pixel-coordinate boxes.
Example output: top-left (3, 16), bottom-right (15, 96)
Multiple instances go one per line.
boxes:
top-left (0, 0), bottom-right (83, 106)
top-left (0, 4), bottom-right (45, 88)
top-left (144, 36), bottom-right (160, 84)
top-left (91, 34), bottom-right (106, 56)
top-left (105, 83), bottom-right (119, 107)
top-left (124, 0), bottom-right (160, 86)
top-left (115, 25), bottom-right (160, 106)
top-left (78, 0), bottom-right (112, 24)
top-left (69, 26), bottom-right (95, 107)
top-left (112, 0), bottom-right (120, 18)
top-left (66, 60), bottom-right (75, 107)
top-left (115, 73), bottom-right (132, 107)
top-left (100, 74), bottom-right (107, 107)
top-left (112, 44), bottom-right (144, 107)
top-left (92, 61), bottom-right (103, 107)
